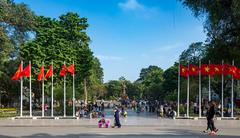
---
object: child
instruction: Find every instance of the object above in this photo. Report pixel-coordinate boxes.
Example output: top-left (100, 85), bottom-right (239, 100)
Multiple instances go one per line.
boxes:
top-left (98, 118), bottom-right (106, 128)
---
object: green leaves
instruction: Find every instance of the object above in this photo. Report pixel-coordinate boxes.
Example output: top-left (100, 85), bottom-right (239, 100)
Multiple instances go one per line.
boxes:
top-left (17, 12), bottom-right (104, 101)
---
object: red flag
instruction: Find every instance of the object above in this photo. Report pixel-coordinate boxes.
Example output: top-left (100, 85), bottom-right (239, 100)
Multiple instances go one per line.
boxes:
top-left (180, 65), bottom-right (189, 77)
top-left (223, 64), bottom-right (237, 76)
top-left (201, 64), bottom-right (213, 76)
top-left (234, 68), bottom-right (240, 79)
top-left (67, 64), bottom-right (74, 75)
top-left (223, 64), bottom-right (230, 75)
top-left (45, 66), bottom-right (53, 78)
top-left (21, 64), bottom-right (30, 77)
top-left (59, 64), bottom-right (66, 77)
top-left (229, 65), bottom-right (237, 76)
top-left (211, 64), bottom-right (222, 75)
top-left (189, 64), bottom-right (199, 76)
top-left (11, 63), bottom-right (23, 80)
top-left (37, 65), bottom-right (44, 81)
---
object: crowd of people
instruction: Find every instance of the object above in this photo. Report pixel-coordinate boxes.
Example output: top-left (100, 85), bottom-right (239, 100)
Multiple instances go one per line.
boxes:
top-left (75, 101), bottom-right (106, 118)
top-left (72, 99), bottom-right (223, 135)
top-left (130, 100), bottom-right (177, 119)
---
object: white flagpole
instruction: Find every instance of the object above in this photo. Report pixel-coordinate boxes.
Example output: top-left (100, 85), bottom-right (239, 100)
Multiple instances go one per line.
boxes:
top-left (187, 62), bottom-right (189, 117)
top-left (20, 61), bottom-right (23, 117)
top-left (51, 61), bottom-right (54, 117)
top-left (29, 61), bottom-right (32, 117)
top-left (209, 60), bottom-right (211, 101)
top-left (64, 61), bottom-right (66, 117)
top-left (73, 61), bottom-right (75, 117)
top-left (199, 60), bottom-right (201, 118)
top-left (221, 60), bottom-right (224, 118)
top-left (42, 62), bottom-right (45, 117)
top-left (231, 60), bottom-right (234, 117)
top-left (177, 60), bottom-right (180, 117)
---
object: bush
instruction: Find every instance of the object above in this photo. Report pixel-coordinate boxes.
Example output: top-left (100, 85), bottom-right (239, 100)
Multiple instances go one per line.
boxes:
top-left (0, 108), bottom-right (17, 118)
top-left (179, 104), bottom-right (186, 115)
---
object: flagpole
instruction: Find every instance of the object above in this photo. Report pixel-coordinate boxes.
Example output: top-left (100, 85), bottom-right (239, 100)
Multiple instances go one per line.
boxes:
top-left (64, 61), bottom-right (66, 117)
top-left (231, 60), bottom-right (234, 118)
top-left (42, 62), bottom-right (44, 117)
top-left (73, 61), bottom-right (75, 117)
top-left (187, 62), bottom-right (189, 118)
top-left (20, 61), bottom-right (23, 117)
top-left (199, 59), bottom-right (201, 118)
top-left (221, 60), bottom-right (224, 118)
top-left (177, 60), bottom-right (180, 117)
top-left (51, 61), bottom-right (54, 117)
top-left (209, 60), bottom-right (211, 101)
top-left (29, 61), bottom-right (32, 117)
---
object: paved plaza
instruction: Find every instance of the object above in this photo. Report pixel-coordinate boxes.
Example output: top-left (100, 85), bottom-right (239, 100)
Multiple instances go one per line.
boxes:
top-left (0, 110), bottom-right (239, 138)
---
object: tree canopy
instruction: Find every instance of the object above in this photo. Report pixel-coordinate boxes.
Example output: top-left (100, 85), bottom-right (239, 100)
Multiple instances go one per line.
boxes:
top-left (0, 0), bottom-right (103, 107)
top-left (181, 0), bottom-right (240, 65)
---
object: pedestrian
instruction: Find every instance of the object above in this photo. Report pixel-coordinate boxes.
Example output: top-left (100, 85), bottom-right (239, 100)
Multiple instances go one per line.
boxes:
top-left (205, 101), bottom-right (218, 135)
top-left (112, 107), bottom-right (121, 128)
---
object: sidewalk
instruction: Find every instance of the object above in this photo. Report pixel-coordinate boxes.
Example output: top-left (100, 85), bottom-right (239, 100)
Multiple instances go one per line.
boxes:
top-left (0, 117), bottom-right (239, 128)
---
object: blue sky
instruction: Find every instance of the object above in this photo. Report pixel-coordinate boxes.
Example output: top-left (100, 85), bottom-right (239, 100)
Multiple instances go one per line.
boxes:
top-left (15, 0), bottom-right (206, 82)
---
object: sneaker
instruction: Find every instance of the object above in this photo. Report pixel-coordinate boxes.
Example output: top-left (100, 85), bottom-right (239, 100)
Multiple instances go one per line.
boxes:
top-left (203, 130), bottom-right (208, 133)
top-left (209, 131), bottom-right (216, 135)
top-left (214, 128), bottom-right (219, 133)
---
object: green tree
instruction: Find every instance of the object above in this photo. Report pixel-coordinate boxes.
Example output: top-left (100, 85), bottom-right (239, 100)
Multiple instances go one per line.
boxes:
top-left (0, 0), bottom-right (36, 60)
top-left (88, 57), bottom-right (105, 101)
top-left (0, 0), bottom-right (36, 106)
top-left (105, 80), bottom-right (122, 99)
top-left (179, 42), bottom-right (206, 64)
top-left (180, 0), bottom-right (240, 102)
top-left (137, 65), bottom-right (164, 100)
top-left (180, 0), bottom-right (240, 64)
top-left (20, 12), bottom-right (96, 104)
top-left (162, 65), bottom-right (178, 100)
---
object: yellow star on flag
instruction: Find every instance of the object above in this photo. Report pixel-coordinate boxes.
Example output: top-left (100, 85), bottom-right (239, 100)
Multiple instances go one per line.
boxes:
top-left (205, 66), bottom-right (210, 72)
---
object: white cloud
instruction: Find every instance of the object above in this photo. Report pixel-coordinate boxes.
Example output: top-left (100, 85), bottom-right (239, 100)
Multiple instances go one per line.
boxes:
top-left (118, 0), bottom-right (144, 11)
top-left (118, 0), bottom-right (159, 19)
top-left (96, 55), bottom-right (124, 61)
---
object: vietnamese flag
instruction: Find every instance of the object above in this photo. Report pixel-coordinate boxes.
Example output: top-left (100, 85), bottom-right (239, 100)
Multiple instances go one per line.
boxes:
top-left (45, 66), bottom-right (53, 78)
top-left (189, 64), bottom-right (199, 76)
top-left (234, 68), bottom-right (240, 79)
top-left (229, 65), bottom-right (237, 76)
top-left (223, 64), bottom-right (231, 75)
top-left (211, 64), bottom-right (222, 75)
top-left (37, 65), bottom-right (44, 81)
top-left (201, 64), bottom-right (213, 76)
top-left (59, 64), bottom-right (67, 77)
top-left (11, 63), bottom-right (23, 80)
top-left (223, 64), bottom-right (237, 76)
top-left (67, 64), bottom-right (74, 75)
top-left (180, 65), bottom-right (189, 77)
top-left (21, 64), bottom-right (30, 77)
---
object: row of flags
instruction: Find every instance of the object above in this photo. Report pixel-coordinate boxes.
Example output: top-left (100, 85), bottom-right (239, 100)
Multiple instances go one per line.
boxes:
top-left (11, 63), bottom-right (74, 81)
top-left (180, 64), bottom-right (240, 79)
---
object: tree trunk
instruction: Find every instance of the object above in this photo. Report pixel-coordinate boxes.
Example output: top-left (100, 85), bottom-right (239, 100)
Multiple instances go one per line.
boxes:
top-left (84, 78), bottom-right (87, 105)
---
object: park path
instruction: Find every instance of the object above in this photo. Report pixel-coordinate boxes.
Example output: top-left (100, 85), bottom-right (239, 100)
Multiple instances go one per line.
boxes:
top-left (0, 109), bottom-right (239, 137)
top-left (0, 109), bottom-right (239, 128)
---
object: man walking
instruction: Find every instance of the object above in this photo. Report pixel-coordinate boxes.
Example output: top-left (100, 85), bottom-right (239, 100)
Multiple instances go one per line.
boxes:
top-left (113, 107), bottom-right (121, 128)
